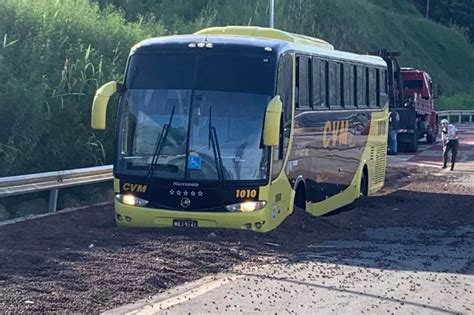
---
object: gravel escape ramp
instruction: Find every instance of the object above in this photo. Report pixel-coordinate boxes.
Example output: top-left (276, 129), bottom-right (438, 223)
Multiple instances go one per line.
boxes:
top-left (0, 164), bottom-right (473, 313)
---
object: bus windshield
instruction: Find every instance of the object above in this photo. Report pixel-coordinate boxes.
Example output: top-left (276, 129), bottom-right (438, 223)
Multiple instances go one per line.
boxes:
top-left (117, 52), bottom-right (276, 182)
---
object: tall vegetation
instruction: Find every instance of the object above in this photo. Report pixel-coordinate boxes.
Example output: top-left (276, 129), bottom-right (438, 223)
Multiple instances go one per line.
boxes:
top-left (0, 0), bottom-right (473, 177)
top-left (413, 0), bottom-right (474, 41)
top-left (0, 0), bottom-right (160, 176)
top-left (97, 0), bottom-right (474, 93)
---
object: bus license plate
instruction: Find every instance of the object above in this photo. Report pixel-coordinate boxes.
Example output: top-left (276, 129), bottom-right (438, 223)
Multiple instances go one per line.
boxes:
top-left (173, 220), bottom-right (198, 228)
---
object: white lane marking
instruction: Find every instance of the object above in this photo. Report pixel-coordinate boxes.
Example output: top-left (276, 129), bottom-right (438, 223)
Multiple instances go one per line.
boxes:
top-left (104, 275), bottom-right (242, 315)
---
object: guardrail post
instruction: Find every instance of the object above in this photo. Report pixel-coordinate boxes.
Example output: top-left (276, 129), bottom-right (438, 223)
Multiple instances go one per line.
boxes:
top-left (458, 114), bottom-right (462, 124)
top-left (48, 189), bottom-right (59, 213)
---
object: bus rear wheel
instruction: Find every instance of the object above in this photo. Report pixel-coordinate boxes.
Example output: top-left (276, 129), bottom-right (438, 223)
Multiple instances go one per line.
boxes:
top-left (360, 168), bottom-right (368, 197)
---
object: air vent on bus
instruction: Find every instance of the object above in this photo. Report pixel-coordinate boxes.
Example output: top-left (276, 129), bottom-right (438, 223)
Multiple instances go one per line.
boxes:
top-left (370, 146), bottom-right (375, 161)
top-left (373, 144), bottom-right (387, 185)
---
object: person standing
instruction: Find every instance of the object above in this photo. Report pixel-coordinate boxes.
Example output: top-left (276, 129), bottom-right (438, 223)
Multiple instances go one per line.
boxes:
top-left (440, 119), bottom-right (459, 170)
top-left (388, 110), bottom-right (400, 155)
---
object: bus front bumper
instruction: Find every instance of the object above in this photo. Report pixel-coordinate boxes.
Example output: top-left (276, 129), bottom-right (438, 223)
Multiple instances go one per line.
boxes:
top-left (114, 201), bottom-right (273, 232)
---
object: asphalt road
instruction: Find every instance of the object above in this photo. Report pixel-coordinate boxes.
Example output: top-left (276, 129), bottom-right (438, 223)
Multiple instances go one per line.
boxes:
top-left (390, 124), bottom-right (474, 171)
top-left (126, 225), bottom-right (472, 314)
top-left (108, 124), bottom-right (474, 315)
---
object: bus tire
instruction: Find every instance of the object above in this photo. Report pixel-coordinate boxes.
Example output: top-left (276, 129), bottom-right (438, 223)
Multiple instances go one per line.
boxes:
top-left (294, 184), bottom-right (306, 211)
top-left (360, 167), bottom-right (368, 198)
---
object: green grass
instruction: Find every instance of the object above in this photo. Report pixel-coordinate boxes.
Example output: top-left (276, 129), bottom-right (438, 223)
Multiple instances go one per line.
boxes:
top-left (0, 0), bottom-right (161, 176)
top-left (437, 93), bottom-right (474, 110)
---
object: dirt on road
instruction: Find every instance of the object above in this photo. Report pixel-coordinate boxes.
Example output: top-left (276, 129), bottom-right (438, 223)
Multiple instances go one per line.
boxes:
top-left (0, 165), bottom-right (472, 313)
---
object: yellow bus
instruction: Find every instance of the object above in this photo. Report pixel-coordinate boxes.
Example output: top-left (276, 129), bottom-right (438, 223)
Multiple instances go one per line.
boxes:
top-left (91, 26), bottom-right (388, 232)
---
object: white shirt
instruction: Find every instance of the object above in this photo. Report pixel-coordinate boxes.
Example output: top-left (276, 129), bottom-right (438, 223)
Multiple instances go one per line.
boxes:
top-left (441, 124), bottom-right (458, 141)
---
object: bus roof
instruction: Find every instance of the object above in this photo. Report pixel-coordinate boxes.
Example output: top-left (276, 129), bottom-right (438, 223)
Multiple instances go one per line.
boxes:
top-left (131, 26), bottom-right (386, 68)
top-left (196, 26), bottom-right (335, 50)
top-left (195, 26), bottom-right (385, 67)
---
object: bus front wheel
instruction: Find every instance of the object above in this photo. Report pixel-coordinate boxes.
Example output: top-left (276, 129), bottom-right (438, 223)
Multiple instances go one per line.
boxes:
top-left (294, 184), bottom-right (306, 211)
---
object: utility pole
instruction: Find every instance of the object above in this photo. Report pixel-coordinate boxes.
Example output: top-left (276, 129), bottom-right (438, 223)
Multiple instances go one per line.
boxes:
top-left (269, 0), bottom-right (275, 28)
top-left (426, 0), bottom-right (430, 18)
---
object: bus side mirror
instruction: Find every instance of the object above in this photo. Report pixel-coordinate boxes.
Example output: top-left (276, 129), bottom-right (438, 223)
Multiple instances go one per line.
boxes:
top-left (263, 96), bottom-right (283, 147)
top-left (91, 81), bottom-right (119, 130)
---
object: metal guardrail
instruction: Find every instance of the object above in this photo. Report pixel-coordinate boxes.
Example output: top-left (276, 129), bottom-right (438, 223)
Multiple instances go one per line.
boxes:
top-left (0, 165), bottom-right (113, 213)
top-left (438, 110), bottom-right (474, 124)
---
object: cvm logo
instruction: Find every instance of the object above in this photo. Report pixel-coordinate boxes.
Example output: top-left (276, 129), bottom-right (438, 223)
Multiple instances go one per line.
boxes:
top-left (122, 183), bottom-right (147, 193)
top-left (322, 120), bottom-right (351, 148)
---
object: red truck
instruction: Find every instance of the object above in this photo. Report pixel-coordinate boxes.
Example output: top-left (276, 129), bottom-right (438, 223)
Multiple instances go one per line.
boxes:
top-left (398, 68), bottom-right (439, 151)
top-left (371, 50), bottom-right (439, 152)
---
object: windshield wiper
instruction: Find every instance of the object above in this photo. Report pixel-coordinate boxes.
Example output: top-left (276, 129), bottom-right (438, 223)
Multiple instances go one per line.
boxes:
top-left (208, 106), bottom-right (224, 184)
top-left (147, 105), bottom-right (176, 178)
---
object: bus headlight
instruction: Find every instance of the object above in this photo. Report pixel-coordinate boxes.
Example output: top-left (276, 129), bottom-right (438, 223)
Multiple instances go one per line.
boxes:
top-left (115, 194), bottom-right (149, 207)
top-left (226, 201), bottom-right (266, 212)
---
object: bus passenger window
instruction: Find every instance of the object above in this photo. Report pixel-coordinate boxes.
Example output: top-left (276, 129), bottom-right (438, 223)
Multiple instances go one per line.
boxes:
top-left (296, 56), bottom-right (310, 109)
top-left (380, 70), bottom-right (388, 106)
top-left (273, 52), bottom-right (293, 179)
top-left (312, 59), bottom-right (327, 109)
top-left (343, 64), bottom-right (354, 107)
top-left (329, 62), bottom-right (341, 107)
top-left (375, 69), bottom-right (380, 107)
top-left (336, 63), bottom-right (342, 106)
top-left (381, 70), bottom-right (387, 94)
top-left (277, 53), bottom-right (293, 123)
top-left (328, 62), bottom-right (335, 106)
top-left (369, 68), bottom-right (377, 107)
top-left (357, 66), bottom-right (367, 107)
top-left (349, 65), bottom-right (355, 106)
top-left (354, 65), bottom-right (358, 106)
